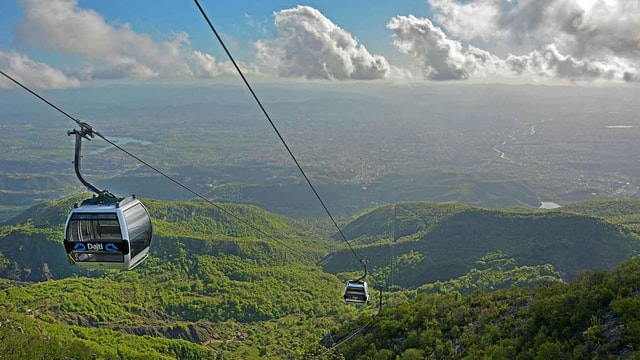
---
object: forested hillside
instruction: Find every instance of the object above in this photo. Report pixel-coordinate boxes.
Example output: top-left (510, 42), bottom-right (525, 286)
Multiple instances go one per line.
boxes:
top-left (1, 197), bottom-right (640, 359)
top-left (0, 196), bottom-right (356, 359)
top-left (560, 199), bottom-right (640, 233)
top-left (334, 258), bottom-right (640, 359)
top-left (321, 202), bottom-right (640, 288)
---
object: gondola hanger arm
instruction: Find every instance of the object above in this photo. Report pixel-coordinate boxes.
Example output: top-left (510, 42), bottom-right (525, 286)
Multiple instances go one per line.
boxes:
top-left (68, 125), bottom-right (114, 198)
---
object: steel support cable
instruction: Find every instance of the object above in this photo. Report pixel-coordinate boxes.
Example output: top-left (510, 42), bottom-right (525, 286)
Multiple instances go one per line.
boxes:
top-left (0, 70), bottom-right (82, 127)
top-left (193, 0), bottom-right (366, 275)
top-left (318, 317), bottom-right (377, 359)
top-left (317, 205), bottom-right (401, 359)
top-left (0, 69), bottom-right (316, 264)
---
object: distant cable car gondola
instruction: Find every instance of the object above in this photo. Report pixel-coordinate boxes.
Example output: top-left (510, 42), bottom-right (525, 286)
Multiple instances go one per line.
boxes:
top-left (63, 124), bottom-right (153, 270)
top-left (343, 279), bottom-right (370, 304)
top-left (343, 260), bottom-right (370, 304)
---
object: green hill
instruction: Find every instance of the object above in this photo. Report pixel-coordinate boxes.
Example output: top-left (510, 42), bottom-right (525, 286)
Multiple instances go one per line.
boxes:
top-left (0, 195), bottom-right (335, 282)
top-left (0, 173), bottom-right (76, 221)
top-left (0, 196), bottom-right (354, 359)
top-left (3, 197), bottom-right (640, 358)
top-left (321, 202), bottom-right (640, 288)
top-left (560, 199), bottom-right (640, 233)
top-left (333, 258), bottom-right (640, 359)
top-left (560, 199), bottom-right (640, 219)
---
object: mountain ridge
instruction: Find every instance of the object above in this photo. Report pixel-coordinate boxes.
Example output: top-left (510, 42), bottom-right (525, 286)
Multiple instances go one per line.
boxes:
top-left (322, 202), bottom-right (640, 288)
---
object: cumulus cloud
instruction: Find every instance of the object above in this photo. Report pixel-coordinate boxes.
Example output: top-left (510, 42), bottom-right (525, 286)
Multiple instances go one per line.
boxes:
top-left (429, 0), bottom-right (584, 45)
top-left (15, 0), bottom-right (234, 81)
top-left (387, 0), bottom-right (640, 82)
top-left (255, 5), bottom-right (390, 80)
top-left (387, 15), bottom-right (505, 80)
top-left (74, 57), bottom-right (157, 81)
top-left (486, 0), bottom-right (640, 59)
top-left (424, 0), bottom-right (640, 82)
top-left (191, 51), bottom-right (248, 78)
top-left (8, 0), bottom-right (639, 84)
top-left (0, 51), bottom-right (80, 89)
top-left (569, 1), bottom-right (640, 59)
top-left (505, 44), bottom-right (631, 80)
top-left (429, 0), bottom-right (506, 41)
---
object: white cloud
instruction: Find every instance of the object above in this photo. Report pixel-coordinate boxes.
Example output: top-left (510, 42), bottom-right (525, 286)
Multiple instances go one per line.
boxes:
top-left (428, 0), bottom-right (585, 47)
top-left (505, 44), bottom-right (630, 80)
top-left (570, 1), bottom-right (640, 59)
top-left (245, 13), bottom-right (268, 35)
top-left (396, 0), bottom-right (640, 82)
top-left (254, 5), bottom-right (390, 80)
top-left (192, 51), bottom-right (246, 78)
top-left (0, 51), bottom-right (80, 89)
top-left (386, 13), bottom-right (640, 82)
top-left (492, 0), bottom-right (640, 59)
top-left (387, 15), bottom-right (505, 80)
top-left (74, 57), bottom-right (157, 81)
top-left (429, 0), bottom-right (506, 41)
top-left (17, 0), bottom-right (152, 57)
top-left (15, 0), bottom-right (233, 81)
top-left (8, 0), bottom-right (639, 84)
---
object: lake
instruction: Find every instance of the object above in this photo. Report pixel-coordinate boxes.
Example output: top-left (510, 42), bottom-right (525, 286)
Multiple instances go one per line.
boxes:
top-left (89, 137), bottom-right (152, 155)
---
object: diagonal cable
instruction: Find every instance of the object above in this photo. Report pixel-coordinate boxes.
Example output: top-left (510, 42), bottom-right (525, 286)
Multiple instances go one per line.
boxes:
top-left (0, 69), bottom-right (316, 264)
top-left (1, 70), bottom-right (82, 126)
top-left (318, 317), bottom-right (377, 359)
top-left (193, 0), bottom-right (366, 273)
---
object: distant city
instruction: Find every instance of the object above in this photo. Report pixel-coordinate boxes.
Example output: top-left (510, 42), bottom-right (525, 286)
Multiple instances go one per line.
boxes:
top-left (2, 83), bottom-right (640, 219)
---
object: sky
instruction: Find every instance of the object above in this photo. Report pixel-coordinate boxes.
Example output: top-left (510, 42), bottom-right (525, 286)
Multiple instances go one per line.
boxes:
top-left (1, 0), bottom-right (640, 89)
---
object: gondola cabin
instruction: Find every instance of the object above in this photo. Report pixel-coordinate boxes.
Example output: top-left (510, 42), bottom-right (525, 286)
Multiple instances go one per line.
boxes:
top-left (343, 279), bottom-right (370, 304)
top-left (64, 195), bottom-right (152, 270)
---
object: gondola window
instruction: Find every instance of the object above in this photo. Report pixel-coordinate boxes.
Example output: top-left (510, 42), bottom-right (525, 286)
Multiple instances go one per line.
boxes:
top-left (124, 203), bottom-right (152, 258)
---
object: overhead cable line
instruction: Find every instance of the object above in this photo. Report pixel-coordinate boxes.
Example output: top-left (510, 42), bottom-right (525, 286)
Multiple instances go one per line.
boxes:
top-left (193, 0), bottom-right (367, 276)
top-left (318, 317), bottom-right (377, 359)
top-left (0, 70), bottom-right (83, 127)
top-left (0, 69), bottom-right (315, 264)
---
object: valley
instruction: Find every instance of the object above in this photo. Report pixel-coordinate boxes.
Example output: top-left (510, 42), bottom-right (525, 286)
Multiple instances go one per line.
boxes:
top-left (2, 84), bottom-right (640, 220)
top-left (0, 195), bottom-right (640, 358)
top-left (2, 83), bottom-right (640, 358)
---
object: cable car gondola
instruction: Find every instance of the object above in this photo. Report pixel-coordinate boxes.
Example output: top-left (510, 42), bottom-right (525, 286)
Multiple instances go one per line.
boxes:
top-left (64, 194), bottom-right (152, 270)
top-left (343, 279), bottom-right (370, 304)
top-left (63, 124), bottom-right (153, 270)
